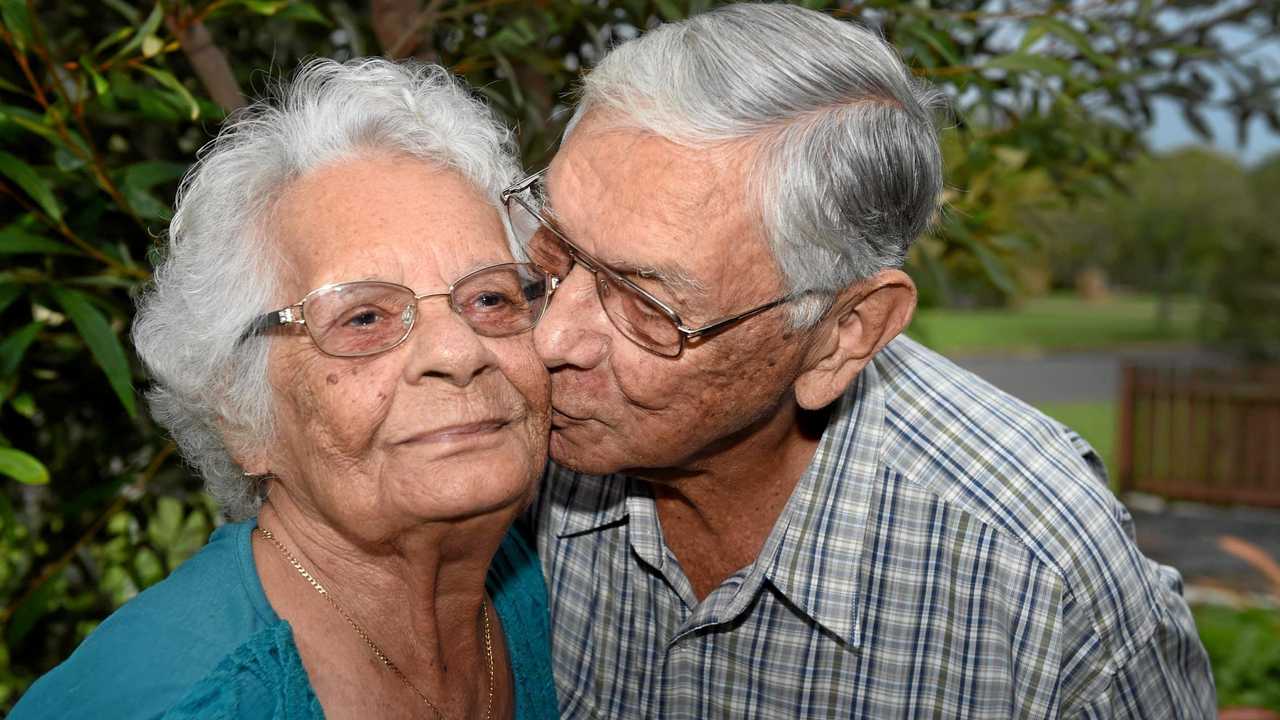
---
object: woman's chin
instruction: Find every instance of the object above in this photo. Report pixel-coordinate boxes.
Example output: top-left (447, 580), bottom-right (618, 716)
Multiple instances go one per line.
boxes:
top-left (380, 453), bottom-right (538, 521)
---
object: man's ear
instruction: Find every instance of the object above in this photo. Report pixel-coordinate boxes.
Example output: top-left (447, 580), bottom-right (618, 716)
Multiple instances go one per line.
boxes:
top-left (793, 269), bottom-right (916, 410)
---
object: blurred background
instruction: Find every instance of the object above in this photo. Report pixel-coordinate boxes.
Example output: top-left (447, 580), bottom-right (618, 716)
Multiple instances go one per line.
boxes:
top-left (0, 0), bottom-right (1277, 714)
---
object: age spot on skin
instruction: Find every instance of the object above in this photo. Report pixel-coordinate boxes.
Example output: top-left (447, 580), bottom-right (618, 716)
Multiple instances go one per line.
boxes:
top-left (326, 373), bottom-right (340, 385)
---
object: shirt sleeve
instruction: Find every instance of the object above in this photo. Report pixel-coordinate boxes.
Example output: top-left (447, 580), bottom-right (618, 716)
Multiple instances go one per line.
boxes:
top-left (1066, 560), bottom-right (1217, 719)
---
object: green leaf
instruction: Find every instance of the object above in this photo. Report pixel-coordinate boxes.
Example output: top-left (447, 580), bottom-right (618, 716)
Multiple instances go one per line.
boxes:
top-left (0, 104), bottom-right (91, 157)
top-left (114, 2), bottom-right (164, 60)
top-left (277, 2), bottom-right (329, 25)
top-left (985, 53), bottom-right (1070, 78)
top-left (167, 509), bottom-right (209, 568)
top-left (239, 0), bottom-right (290, 14)
top-left (80, 56), bottom-right (110, 97)
top-left (0, 284), bottom-right (22, 315)
top-left (4, 570), bottom-right (57, 645)
top-left (0, 151), bottom-right (63, 223)
top-left (0, 447), bottom-right (49, 485)
top-left (50, 286), bottom-right (136, 417)
top-left (1022, 18), bottom-right (1113, 69)
top-left (134, 547), bottom-right (164, 587)
top-left (119, 162), bottom-right (184, 220)
top-left (9, 391), bottom-right (34, 418)
top-left (0, 225), bottom-right (78, 255)
top-left (0, 0), bottom-right (33, 53)
top-left (139, 66), bottom-right (200, 121)
top-left (0, 321), bottom-right (42, 377)
top-left (92, 25), bottom-right (134, 56)
top-left (903, 23), bottom-right (961, 67)
top-left (654, 0), bottom-right (684, 21)
top-left (101, 0), bottom-right (141, 24)
top-left (970, 241), bottom-right (1018, 296)
top-left (121, 161), bottom-right (188, 190)
top-left (147, 496), bottom-right (183, 548)
top-left (0, 75), bottom-right (25, 95)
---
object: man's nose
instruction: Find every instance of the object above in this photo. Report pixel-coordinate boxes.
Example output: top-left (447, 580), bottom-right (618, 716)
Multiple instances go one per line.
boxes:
top-left (533, 266), bottom-right (610, 370)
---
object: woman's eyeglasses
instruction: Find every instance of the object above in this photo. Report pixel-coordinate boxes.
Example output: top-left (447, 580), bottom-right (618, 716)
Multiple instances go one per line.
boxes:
top-left (239, 262), bottom-right (552, 358)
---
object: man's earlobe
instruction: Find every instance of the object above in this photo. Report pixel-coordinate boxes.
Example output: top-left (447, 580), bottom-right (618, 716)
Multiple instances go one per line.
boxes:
top-left (794, 270), bottom-right (916, 410)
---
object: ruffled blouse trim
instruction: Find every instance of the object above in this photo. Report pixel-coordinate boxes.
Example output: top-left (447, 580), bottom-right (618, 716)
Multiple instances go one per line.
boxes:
top-left (161, 620), bottom-right (323, 719)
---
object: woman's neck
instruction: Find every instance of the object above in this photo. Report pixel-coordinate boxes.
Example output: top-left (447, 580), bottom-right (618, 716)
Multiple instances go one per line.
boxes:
top-left (253, 493), bottom-right (512, 718)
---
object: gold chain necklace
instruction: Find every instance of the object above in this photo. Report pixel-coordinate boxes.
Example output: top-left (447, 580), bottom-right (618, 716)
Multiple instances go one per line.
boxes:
top-left (256, 526), bottom-right (495, 720)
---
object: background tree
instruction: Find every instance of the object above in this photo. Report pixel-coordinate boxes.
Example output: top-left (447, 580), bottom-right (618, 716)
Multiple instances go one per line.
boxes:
top-left (2, 0), bottom-right (1278, 708)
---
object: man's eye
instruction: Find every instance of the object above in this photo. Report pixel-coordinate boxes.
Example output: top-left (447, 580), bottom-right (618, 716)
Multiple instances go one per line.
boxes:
top-left (472, 292), bottom-right (510, 309)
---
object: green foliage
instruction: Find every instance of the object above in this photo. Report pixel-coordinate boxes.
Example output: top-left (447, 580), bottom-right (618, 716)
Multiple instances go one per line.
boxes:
top-left (1205, 226), bottom-right (1280, 362)
top-left (1193, 605), bottom-right (1280, 711)
top-left (1030, 148), bottom-right (1279, 360)
top-left (1, 0), bottom-right (1278, 712)
top-left (908, 292), bottom-right (1201, 355)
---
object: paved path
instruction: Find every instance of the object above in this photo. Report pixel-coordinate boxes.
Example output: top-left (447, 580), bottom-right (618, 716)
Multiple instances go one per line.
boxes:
top-left (950, 345), bottom-right (1235, 405)
top-left (1126, 497), bottom-right (1280, 597)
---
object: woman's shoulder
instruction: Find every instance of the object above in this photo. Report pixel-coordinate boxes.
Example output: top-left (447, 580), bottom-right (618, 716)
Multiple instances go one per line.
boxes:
top-left (160, 621), bottom-right (322, 719)
top-left (10, 519), bottom-right (287, 720)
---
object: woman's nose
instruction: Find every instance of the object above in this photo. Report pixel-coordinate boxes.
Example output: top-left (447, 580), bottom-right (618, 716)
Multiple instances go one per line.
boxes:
top-left (402, 300), bottom-right (496, 387)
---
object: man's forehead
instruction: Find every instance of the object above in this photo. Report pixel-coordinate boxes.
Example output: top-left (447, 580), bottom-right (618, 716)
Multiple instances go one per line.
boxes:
top-left (546, 124), bottom-right (735, 234)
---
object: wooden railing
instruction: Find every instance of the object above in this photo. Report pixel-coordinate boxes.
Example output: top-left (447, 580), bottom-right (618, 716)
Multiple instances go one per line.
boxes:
top-left (1117, 366), bottom-right (1280, 507)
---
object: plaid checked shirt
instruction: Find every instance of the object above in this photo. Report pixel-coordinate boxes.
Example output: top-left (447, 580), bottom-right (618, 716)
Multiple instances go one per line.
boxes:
top-left (532, 337), bottom-right (1215, 719)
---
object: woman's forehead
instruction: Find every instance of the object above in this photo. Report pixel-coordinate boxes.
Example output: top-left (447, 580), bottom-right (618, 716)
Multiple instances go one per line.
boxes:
top-left (272, 157), bottom-right (511, 291)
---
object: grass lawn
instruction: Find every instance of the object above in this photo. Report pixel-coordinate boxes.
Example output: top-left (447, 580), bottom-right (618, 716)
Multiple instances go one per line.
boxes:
top-left (909, 292), bottom-right (1202, 356)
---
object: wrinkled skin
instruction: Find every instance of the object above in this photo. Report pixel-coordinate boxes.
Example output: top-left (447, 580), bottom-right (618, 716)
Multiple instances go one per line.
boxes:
top-left (253, 155), bottom-right (550, 543)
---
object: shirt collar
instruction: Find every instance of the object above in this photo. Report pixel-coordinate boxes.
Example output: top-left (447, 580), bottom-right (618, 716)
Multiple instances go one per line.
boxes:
top-left (761, 361), bottom-right (886, 649)
top-left (553, 467), bottom-right (630, 539)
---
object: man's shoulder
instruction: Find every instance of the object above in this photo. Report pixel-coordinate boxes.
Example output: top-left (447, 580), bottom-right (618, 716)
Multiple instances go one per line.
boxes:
top-left (11, 520), bottom-right (278, 719)
top-left (871, 338), bottom-right (1163, 647)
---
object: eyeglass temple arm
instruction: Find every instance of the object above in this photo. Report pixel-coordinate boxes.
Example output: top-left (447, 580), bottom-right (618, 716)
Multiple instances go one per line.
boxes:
top-left (679, 296), bottom-right (792, 341)
top-left (237, 305), bottom-right (303, 344)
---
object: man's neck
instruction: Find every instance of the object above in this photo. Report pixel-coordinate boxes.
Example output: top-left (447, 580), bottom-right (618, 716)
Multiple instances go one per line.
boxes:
top-left (643, 400), bottom-right (831, 601)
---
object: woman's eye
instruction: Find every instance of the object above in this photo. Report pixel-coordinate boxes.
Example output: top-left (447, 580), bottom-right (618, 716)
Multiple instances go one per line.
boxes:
top-left (344, 308), bottom-right (385, 327)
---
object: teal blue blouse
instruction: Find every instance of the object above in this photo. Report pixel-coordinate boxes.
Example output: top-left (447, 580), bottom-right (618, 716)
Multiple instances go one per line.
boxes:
top-left (11, 518), bottom-right (558, 719)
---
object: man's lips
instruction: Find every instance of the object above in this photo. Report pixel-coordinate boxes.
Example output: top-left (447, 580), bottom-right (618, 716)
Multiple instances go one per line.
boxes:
top-left (395, 418), bottom-right (511, 445)
top-left (551, 407), bottom-right (592, 427)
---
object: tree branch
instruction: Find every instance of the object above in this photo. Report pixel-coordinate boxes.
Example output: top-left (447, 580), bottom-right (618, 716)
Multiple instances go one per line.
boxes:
top-left (373, 0), bottom-right (428, 59)
top-left (165, 11), bottom-right (244, 112)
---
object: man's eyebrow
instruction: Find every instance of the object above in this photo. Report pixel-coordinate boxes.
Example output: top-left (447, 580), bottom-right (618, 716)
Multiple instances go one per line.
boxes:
top-left (540, 190), bottom-right (707, 296)
top-left (617, 262), bottom-right (708, 296)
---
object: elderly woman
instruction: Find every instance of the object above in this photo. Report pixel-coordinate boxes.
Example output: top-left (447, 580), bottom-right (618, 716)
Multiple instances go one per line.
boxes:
top-left (12, 59), bottom-right (558, 719)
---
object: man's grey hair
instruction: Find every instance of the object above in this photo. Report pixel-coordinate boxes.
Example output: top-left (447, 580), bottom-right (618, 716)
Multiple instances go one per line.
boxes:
top-left (132, 59), bottom-right (520, 520)
top-left (571, 3), bottom-right (945, 326)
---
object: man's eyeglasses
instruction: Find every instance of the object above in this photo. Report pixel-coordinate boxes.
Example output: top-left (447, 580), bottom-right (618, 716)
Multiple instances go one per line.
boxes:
top-left (240, 262), bottom-right (552, 358)
top-left (501, 170), bottom-right (792, 358)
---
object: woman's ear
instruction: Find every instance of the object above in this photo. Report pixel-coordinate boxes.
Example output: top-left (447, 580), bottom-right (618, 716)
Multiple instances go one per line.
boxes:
top-left (221, 420), bottom-right (273, 477)
top-left (793, 269), bottom-right (916, 410)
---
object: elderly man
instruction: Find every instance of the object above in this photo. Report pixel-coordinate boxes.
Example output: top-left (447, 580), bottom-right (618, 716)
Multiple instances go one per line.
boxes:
top-left (503, 4), bottom-right (1215, 718)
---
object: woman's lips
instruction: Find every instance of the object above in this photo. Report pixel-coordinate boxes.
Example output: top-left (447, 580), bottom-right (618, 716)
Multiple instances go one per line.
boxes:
top-left (396, 419), bottom-right (511, 445)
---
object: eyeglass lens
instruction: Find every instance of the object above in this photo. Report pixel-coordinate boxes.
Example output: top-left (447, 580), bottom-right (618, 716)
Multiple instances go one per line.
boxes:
top-left (303, 264), bottom-right (548, 357)
top-left (509, 195), bottom-right (684, 357)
